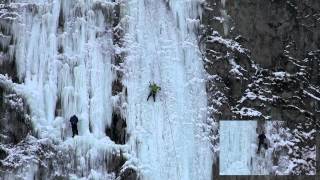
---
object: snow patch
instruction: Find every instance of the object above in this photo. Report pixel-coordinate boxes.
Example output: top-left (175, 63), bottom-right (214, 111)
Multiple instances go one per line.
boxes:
top-left (207, 31), bottom-right (247, 53)
top-left (234, 107), bottom-right (262, 117)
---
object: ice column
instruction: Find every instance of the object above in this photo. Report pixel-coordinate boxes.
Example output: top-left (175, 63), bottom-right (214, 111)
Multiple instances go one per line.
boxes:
top-left (11, 0), bottom-right (114, 140)
top-left (123, 0), bottom-right (212, 179)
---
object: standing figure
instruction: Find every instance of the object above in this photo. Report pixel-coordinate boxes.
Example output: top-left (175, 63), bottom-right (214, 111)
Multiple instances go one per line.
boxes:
top-left (257, 132), bottom-right (268, 153)
top-left (147, 82), bottom-right (161, 102)
top-left (70, 115), bottom-right (79, 138)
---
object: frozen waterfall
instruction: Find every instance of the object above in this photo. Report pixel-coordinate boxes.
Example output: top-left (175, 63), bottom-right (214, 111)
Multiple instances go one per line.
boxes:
top-left (123, 0), bottom-right (212, 179)
top-left (0, 0), bottom-right (213, 179)
top-left (11, 0), bottom-right (114, 140)
top-left (219, 121), bottom-right (273, 175)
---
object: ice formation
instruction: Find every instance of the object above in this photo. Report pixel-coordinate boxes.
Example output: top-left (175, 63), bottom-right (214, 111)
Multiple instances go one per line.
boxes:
top-left (219, 121), bottom-right (272, 175)
top-left (0, 0), bottom-right (213, 179)
top-left (123, 0), bottom-right (212, 179)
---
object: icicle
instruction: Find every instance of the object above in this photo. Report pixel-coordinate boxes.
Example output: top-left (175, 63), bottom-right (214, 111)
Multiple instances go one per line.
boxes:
top-left (5, 0), bottom-right (126, 178)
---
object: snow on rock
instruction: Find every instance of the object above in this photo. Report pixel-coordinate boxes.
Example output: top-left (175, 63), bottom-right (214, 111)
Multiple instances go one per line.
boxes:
top-left (272, 71), bottom-right (292, 80)
top-left (228, 57), bottom-right (245, 77)
top-left (0, 135), bottom-right (53, 169)
top-left (234, 107), bottom-right (262, 117)
top-left (201, 0), bottom-right (318, 176)
top-left (207, 31), bottom-right (247, 54)
top-left (303, 90), bottom-right (320, 101)
top-left (265, 121), bottom-right (316, 175)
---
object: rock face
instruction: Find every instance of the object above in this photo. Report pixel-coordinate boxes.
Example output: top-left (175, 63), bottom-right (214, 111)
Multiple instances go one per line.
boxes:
top-left (0, 2), bottom-right (31, 145)
top-left (105, 112), bottom-right (127, 144)
top-left (0, 87), bottom-right (32, 144)
top-left (201, 0), bottom-right (318, 177)
top-left (202, 0), bottom-right (319, 122)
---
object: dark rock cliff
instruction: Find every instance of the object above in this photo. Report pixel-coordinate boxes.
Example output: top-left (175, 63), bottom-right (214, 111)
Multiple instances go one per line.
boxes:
top-left (201, 0), bottom-right (319, 178)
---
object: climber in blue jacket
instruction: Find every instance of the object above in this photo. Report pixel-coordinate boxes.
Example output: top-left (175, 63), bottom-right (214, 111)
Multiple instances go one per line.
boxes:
top-left (70, 115), bottom-right (79, 137)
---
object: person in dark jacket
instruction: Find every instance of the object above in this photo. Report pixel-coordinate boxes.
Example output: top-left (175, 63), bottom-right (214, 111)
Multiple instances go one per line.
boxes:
top-left (147, 82), bottom-right (161, 102)
top-left (257, 132), bottom-right (268, 153)
top-left (70, 115), bottom-right (79, 137)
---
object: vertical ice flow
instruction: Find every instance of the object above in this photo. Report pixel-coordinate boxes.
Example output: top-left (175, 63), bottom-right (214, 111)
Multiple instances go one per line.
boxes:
top-left (7, 0), bottom-right (118, 178)
top-left (11, 0), bottom-right (114, 140)
top-left (123, 0), bottom-right (212, 180)
top-left (220, 121), bottom-right (257, 175)
top-left (220, 121), bottom-right (272, 175)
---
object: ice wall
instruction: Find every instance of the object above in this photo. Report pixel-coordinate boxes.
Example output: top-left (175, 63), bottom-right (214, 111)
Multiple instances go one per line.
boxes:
top-left (10, 0), bottom-right (115, 141)
top-left (219, 121), bottom-right (257, 175)
top-left (2, 0), bottom-right (125, 178)
top-left (122, 0), bottom-right (212, 180)
top-left (1, 0), bottom-right (213, 179)
top-left (220, 121), bottom-right (274, 175)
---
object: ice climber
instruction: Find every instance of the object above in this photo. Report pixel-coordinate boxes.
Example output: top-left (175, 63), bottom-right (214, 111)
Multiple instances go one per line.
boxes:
top-left (70, 115), bottom-right (79, 137)
top-left (257, 132), bottom-right (268, 153)
top-left (147, 82), bottom-right (161, 102)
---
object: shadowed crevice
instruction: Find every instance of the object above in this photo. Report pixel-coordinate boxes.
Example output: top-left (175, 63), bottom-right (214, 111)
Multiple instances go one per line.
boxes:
top-left (105, 112), bottom-right (127, 145)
